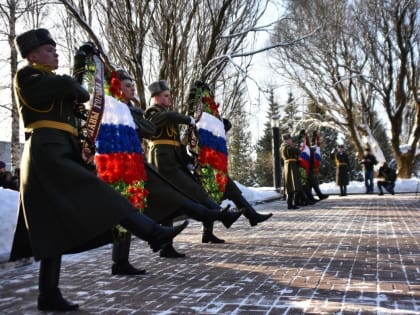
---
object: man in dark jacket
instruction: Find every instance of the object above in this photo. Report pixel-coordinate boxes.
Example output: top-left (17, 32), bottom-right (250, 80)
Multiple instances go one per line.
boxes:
top-left (11, 29), bottom-right (188, 311)
top-left (377, 162), bottom-right (396, 195)
top-left (359, 147), bottom-right (378, 194)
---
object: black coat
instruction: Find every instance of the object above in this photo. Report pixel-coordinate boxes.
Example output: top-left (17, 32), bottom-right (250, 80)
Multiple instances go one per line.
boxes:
top-left (360, 153), bottom-right (378, 172)
top-left (280, 143), bottom-right (302, 194)
top-left (145, 104), bottom-right (210, 203)
top-left (10, 65), bottom-right (137, 261)
top-left (331, 151), bottom-right (350, 186)
top-left (143, 163), bottom-right (193, 223)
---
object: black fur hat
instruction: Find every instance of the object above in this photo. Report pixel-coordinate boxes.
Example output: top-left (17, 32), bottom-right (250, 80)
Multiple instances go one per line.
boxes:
top-left (15, 28), bottom-right (56, 58)
top-left (148, 80), bottom-right (169, 97)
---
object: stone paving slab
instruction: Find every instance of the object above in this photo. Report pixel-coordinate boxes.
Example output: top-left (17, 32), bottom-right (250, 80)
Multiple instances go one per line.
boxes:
top-left (0, 194), bottom-right (419, 314)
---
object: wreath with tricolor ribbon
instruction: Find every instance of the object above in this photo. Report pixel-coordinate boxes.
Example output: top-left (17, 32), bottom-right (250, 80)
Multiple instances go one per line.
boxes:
top-left (188, 81), bottom-right (228, 203)
top-left (95, 80), bottom-right (149, 233)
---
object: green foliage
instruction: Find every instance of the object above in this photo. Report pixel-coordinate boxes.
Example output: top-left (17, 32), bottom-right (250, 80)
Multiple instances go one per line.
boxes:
top-left (200, 165), bottom-right (224, 203)
top-left (318, 128), bottom-right (338, 183)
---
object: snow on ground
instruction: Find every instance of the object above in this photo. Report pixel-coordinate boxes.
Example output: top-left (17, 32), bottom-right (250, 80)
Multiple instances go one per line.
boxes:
top-left (1, 177), bottom-right (419, 262)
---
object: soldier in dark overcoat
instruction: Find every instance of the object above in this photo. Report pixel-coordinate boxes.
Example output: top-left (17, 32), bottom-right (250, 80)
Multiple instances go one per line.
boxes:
top-left (104, 70), bottom-right (241, 273)
top-left (330, 144), bottom-right (350, 196)
top-left (145, 80), bottom-right (243, 257)
top-left (280, 134), bottom-right (302, 209)
top-left (10, 29), bottom-right (188, 312)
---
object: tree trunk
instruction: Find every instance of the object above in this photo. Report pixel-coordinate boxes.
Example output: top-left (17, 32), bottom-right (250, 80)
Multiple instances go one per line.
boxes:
top-left (9, 5), bottom-right (20, 170)
top-left (395, 150), bottom-right (415, 179)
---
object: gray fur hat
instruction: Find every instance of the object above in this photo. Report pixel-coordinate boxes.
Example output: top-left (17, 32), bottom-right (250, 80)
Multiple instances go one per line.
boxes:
top-left (148, 80), bottom-right (169, 97)
top-left (15, 28), bottom-right (56, 58)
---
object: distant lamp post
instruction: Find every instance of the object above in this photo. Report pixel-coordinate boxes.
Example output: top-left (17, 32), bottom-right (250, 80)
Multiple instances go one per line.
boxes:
top-left (271, 115), bottom-right (281, 191)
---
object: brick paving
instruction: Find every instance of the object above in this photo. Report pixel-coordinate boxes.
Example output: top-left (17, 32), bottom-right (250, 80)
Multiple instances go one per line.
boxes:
top-left (0, 194), bottom-right (419, 314)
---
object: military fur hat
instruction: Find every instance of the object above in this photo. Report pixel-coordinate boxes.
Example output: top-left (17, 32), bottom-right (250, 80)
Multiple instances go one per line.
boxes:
top-left (148, 80), bottom-right (169, 97)
top-left (15, 28), bottom-right (56, 58)
top-left (116, 69), bottom-right (133, 82)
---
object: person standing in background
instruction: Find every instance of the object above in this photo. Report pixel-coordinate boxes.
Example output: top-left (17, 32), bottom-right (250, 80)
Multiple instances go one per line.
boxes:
top-left (280, 134), bottom-right (302, 209)
top-left (359, 147), bottom-right (378, 194)
top-left (331, 144), bottom-right (349, 196)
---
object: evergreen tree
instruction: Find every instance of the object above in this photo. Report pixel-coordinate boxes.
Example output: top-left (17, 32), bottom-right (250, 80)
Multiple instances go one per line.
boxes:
top-left (227, 102), bottom-right (255, 186)
top-left (280, 92), bottom-right (298, 134)
top-left (319, 127), bottom-right (338, 183)
top-left (254, 88), bottom-right (280, 187)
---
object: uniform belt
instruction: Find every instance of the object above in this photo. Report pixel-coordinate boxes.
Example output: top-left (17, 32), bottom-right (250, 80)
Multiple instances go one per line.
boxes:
top-left (285, 159), bottom-right (297, 162)
top-left (149, 139), bottom-right (181, 147)
top-left (338, 163), bottom-right (348, 165)
top-left (25, 120), bottom-right (78, 137)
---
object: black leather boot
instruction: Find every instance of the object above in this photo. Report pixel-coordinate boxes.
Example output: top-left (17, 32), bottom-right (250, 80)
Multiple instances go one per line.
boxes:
top-left (37, 256), bottom-right (79, 311)
top-left (305, 187), bottom-right (319, 203)
top-left (120, 211), bottom-right (189, 252)
top-left (235, 195), bottom-right (272, 226)
top-left (287, 193), bottom-right (298, 209)
top-left (313, 184), bottom-right (329, 200)
top-left (159, 219), bottom-right (186, 258)
top-left (160, 242), bottom-right (186, 258)
top-left (219, 205), bottom-right (243, 228)
top-left (202, 222), bottom-right (225, 243)
top-left (112, 234), bottom-right (146, 275)
top-left (181, 201), bottom-right (241, 228)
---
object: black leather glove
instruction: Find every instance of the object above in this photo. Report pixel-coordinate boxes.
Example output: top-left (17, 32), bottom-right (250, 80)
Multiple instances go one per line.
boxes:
top-left (77, 42), bottom-right (99, 56)
top-left (73, 42), bottom-right (99, 84)
top-left (222, 118), bottom-right (232, 132)
top-left (73, 53), bottom-right (86, 84)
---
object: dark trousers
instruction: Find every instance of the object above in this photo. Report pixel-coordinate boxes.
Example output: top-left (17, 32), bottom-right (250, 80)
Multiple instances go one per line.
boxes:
top-left (378, 181), bottom-right (395, 194)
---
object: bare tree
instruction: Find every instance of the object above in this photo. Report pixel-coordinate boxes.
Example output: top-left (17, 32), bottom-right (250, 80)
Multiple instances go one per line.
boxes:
top-left (269, 0), bottom-right (419, 177)
top-left (0, 0), bottom-right (48, 170)
top-left (58, 0), bottom-right (271, 116)
top-left (354, 0), bottom-right (420, 178)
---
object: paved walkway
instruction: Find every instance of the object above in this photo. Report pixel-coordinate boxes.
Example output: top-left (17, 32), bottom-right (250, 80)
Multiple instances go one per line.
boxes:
top-left (0, 194), bottom-right (419, 314)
